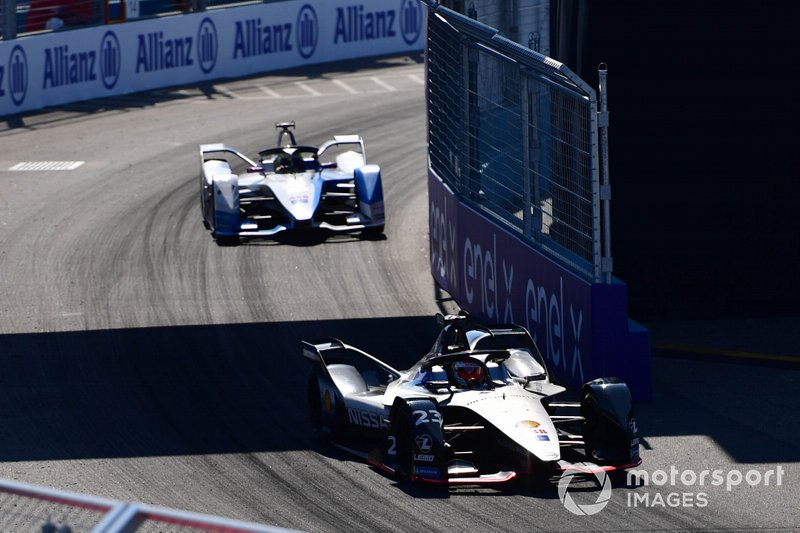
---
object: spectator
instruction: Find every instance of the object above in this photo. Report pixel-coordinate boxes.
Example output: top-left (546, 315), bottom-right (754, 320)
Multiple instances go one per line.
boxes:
top-left (24, 0), bottom-right (96, 32)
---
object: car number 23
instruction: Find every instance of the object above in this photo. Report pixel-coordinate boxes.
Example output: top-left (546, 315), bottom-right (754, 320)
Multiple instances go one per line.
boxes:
top-left (413, 410), bottom-right (443, 426)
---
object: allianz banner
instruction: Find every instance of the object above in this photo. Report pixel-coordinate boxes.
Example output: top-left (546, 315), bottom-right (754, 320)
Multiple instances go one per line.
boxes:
top-left (0, 0), bottom-right (424, 116)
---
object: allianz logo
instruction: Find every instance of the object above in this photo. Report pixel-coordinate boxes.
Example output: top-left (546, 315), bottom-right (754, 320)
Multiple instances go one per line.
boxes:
top-left (37, 31), bottom-right (120, 91)
top-left (3, 45), bottom-right (29, 105)
top-left (136, 17), bottom-right (217, 75)
top-left (334, 1), bottom-right (422, 45)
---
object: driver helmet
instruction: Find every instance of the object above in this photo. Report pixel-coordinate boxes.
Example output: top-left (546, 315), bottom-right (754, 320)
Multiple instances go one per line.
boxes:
top-left (453, 360), bottom-right (484, 388)
top-left (274, 153), bottom-right (293, 173)
top-left (291, 153), bottom-right (306, 172)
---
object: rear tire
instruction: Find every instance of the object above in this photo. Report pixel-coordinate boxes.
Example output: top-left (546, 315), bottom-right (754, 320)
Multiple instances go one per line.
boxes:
top-left (307, 375), bottom-right (325, 441)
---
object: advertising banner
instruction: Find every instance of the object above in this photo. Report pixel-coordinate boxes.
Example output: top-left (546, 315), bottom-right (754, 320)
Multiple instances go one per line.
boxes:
top-left (0, 0), bottom-right (425, 116)
top-left (429, 171), bottom-right (651, 399)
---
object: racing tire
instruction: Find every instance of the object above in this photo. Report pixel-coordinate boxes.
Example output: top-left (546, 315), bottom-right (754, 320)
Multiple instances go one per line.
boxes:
top-left (391, 406), bottom-right (415, 480)
top-left (582, 392), bottom-right (628, 464)
top-left (307, 374), bottom-right (325, 442)
top-left (582, 394), bottom-right (602, 461)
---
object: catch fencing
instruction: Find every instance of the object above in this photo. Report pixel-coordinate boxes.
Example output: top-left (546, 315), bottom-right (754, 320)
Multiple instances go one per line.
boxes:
top-left (0, 478), bottom-right (298, 532)
top-left (426, 4), bottom-right (612, 283)
top-left (0, 0), bottom-right (273, 39)
top-left (425, 2), bottom-right (650, 399)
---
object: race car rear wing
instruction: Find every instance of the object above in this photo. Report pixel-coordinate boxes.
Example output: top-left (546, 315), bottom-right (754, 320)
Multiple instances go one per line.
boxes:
top-left (302, 339), bottom-right (346, 365)
top-left (318, 135), bottom-right (366, 162)
top-left (199, 143), bottom-right (257, 167)
top-left (301, 339), bottom-right (401, 381)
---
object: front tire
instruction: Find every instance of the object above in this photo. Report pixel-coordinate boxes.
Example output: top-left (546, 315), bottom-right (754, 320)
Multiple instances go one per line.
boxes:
top-left (391, 407), bottom-right (414, 480)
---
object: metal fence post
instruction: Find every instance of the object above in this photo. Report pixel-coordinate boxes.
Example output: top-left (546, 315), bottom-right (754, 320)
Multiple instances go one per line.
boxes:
top-left (465, 42), bottom-right (479, 199)
top-left (521, 73), bottom-right (533, 238)
top-left (1, 0), bottom-right (17, 40)
top-left (598, 63), bottom-right (613, 284)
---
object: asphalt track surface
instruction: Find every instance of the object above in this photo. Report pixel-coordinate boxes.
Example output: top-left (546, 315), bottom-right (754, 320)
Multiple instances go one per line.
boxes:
top-left (0, 55), bottom-right (798, 532)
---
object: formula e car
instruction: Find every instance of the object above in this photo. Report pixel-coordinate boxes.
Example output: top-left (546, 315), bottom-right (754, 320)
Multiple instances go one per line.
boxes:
top-left (200, 122), bottom-right (384, 243)
top-left (302, 311), bottom-right (641, 486)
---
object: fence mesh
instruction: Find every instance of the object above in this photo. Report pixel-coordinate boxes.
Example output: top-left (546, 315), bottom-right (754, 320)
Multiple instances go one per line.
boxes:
top-left (427, 8), bottom-right (604, 280)
top-left (0, 490), bottom-right (107, 532)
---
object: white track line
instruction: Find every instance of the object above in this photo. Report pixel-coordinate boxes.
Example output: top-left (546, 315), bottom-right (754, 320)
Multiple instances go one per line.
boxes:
top-left (295, 81), bottom-right (322, 96)
top-left (258, 86), bottom-right (283, 98)
top-left (370, 77), bottom-right (397, 91)
top-left (215, 85), bottom-right (241, 99)
top-left (332, 79), bottom-right (359, 94)
top-left (408, 74), bottom-right (425, 85)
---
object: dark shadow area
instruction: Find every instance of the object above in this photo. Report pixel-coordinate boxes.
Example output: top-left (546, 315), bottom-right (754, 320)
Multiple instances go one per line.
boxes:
top-left (0, 316), bottom-right (436, 462)
top-left (230, 229), bottom-right (386, 248)
top-left (0, 51), bottom-right (424, 134)
top-left (578, 1), bottom-right (800, 321)
top-left (1, 317), bottom-right (797, 465)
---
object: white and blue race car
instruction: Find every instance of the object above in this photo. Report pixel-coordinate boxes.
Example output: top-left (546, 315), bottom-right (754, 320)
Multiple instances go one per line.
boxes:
top-left (303, 311), bottom-right (641, 486)
top-left (200, 122), bottom-right (384, 244)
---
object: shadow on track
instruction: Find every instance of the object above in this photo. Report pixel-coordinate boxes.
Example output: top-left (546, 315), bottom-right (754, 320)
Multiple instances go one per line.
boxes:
top-left (223, 230), bottom-right (386, 248)
top-left (2, 316), bottom-right (798, 466)
top-left (0, 316), bottom-right (437, 462)
top-left (0, 52), bottom-right (424, 135)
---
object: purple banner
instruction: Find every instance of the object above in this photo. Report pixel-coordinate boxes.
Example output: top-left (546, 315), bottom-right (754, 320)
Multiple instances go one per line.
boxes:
top-left (429, 172), bottom-right (651, 400)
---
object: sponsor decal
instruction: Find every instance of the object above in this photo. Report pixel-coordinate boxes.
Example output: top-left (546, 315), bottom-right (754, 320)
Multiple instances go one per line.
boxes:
top-left (415, 434), bottom-right (432, 453)
top-left (289, 194), bottom-right (309, 204)
top-left (399, 0), bottom-right (423, 45)
top-left (39, 31), bottom-right (120, 92)
top-left (629, 418), bottom-right (639, 457)
top-left (134, 17), bottom-right (217, 75)
top-left (347, 406), bottom-right (387, 429)
top-left (516, 420), bottom-right (540, 429)
top-left (334, 5), bottom-right (396, 44)
top-left (429, 180), bottom-right (591, 387)
top-left (233, 18), bottom-right (293, 59)
top-left (323, 389), bottom-right (332, 412)
top-left (414, 466), bottom-right (440, 478)
top-left (136, 31), bottom-right (194, 73)
top-left (296, 4), bottom-right (318, 59)
top-left (42, 45), bottom-right (97, 89)
top-left (197, 18), bottom-right (218, 74)
top-left (414, 454), bottom-right (434, 462)
top-left (537, 435), bottom-right (550, 441)
top-left (100, 31), bottom-right (121, 89)
top-left (8, 45), bottom-right (28, 106)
